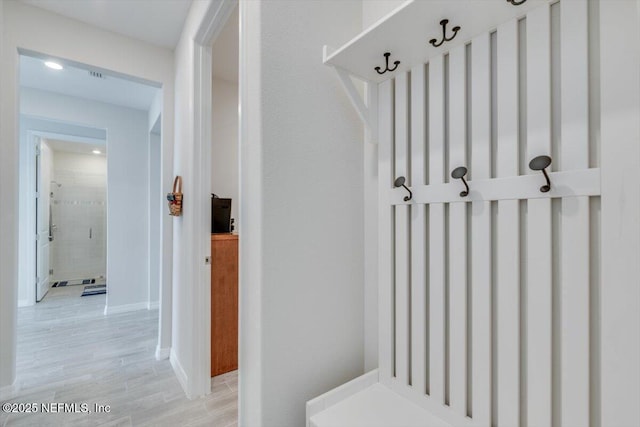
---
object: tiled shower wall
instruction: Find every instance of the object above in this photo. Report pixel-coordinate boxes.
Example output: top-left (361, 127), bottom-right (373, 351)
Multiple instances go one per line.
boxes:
top-left (51, 150), bottom-right (107, 281)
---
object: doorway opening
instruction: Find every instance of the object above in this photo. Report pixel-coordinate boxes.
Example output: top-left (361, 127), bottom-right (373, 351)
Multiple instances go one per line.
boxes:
top-left (208, 1), bottom-right (240, 412)
top-left (15, 51), bottom-right (167, 398)
top-left (35, 135), bottom-right (108, 303)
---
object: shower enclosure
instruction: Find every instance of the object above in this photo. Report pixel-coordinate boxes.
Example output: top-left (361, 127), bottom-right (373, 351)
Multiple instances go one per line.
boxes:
top-left (49, 166), bottom-right (107, 284)
top-left (35, 139), bottom-right (108, 300)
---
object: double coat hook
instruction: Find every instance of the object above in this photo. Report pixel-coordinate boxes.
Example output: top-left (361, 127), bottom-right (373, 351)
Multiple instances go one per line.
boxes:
top-left (529, 155), bottom-right (552, 193)
top-left (451, 167), bottom-right (469, 197)
top-left (506, 0), bottom-right (528, 5)
top-left (429, 19), bottom-right (461, 48)
top-left (394, 176), bottom-right (412, 201)
top-left (375, 52), bottom-right (400, 75)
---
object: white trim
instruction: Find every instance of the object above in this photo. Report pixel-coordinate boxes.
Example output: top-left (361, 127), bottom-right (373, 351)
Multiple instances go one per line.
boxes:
top-left (170, 348), bottom-right (190, 397)
top-left (388, 168), bottom-right (600, 205)
top-left (17, 299), bottom-right (32, 308)
top-left (0, 381), bottom-right (18, 401)
top-left (189, 0), bottom-right (237, 400)
top-left (19, 125), bottom-right (107, 317)
top-left (195, 0), bottom-right (237, 45)
top-left (147, 300), bottom-right (160, 310)
top-left (103, 301), bottom-right (148, 315)
top-left (155, 346), bottom-right (170, 360)
top-left (191, 41), bottom-right (213, 398)
top-left (332, 66), bottom-right (374, 133)
top-left (238, 1), bottom-right (263, 424)
top-left (306, 370), bottom-right (379, 427)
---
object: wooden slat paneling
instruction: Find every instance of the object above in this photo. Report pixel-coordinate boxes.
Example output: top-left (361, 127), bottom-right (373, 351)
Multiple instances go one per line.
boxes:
top-left (394, 71), bottom-right (411, 386)
top-left (471, 30), bottom-right (492, 426)
top-left (496, 18), bottom-right (520, 427)
top-left (428, 54), bottom-right (446, 404)
top-left (448, 44), bottom-right (468, 416)
top-left (378, 79), bottom-right (394, 384)
top-left (410, 63), bottom-right (427, 395)
top-left (560, 0), bottom-right (591, 425)
top-left (387, 169), bottom-right (601, 205)
top-left (525, 4), bottom-right (553, 427)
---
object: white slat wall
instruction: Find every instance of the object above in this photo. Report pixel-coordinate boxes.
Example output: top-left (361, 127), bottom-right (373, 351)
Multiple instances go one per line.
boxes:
top-left (428, 54), bottom-right (446, 407)
top-left (448, 44), bottom-right (468, 417)
top-left (378, 79), bottom-right (394, 384)
top-left (375, 2), bottom-right (600, 426)
top-left (471, 31), bottom-right (492, 427)
top-left (410, 63), bottom-right (427, 396)
top-left (496, 18), bottom-right (521, 427)
top-left (560, 1), bottom-right (591, 426)
top-left (525, 4), bottom-right (553, 427)
top-left (394, 72), bottom-right (411, 387)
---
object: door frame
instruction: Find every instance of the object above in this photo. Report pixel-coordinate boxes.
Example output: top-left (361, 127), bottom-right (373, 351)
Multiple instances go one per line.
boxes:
top-left (20, 128), bottom-right (106, 307)
top-left (189, 0), bottom-right (237, 398)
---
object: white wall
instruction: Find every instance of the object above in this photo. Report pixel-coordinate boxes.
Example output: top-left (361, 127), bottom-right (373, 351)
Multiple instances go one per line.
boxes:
top-left (211, 77), bottom-right (239, 227)
top-left (360, 0), bottom-right (407, 373)
top-left (20, 88), bottom-right (149, 313)
top-left (600, 1), bottom-right (640, 424)
top-left (149, 129), bottom-right (161, 308)
top-left (0, 0), bottom-right (18, 390)
top-left (362, 0), bottom-right (406, 29)
top-left (1, 0), bottom-right (175, 388)
top-left (171, 0), bottom-right (213, 395)
top-left (147, 91), bottom-right (169, 353)
top-left (239, 1), bottom-right (364, 425)
top-left (50, 150), bottom-right (107, 282)
top-left (148, 91), bottom-right (162, 309)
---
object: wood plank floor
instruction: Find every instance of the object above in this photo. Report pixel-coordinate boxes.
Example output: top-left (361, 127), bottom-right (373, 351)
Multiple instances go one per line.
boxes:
top-left (1, 286), bottom-right (238, 427)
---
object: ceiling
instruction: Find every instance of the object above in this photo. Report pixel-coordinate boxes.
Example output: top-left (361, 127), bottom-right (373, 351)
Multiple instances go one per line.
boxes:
top-left (21, 0), bottom-right (193, 49)
top-left (213, 6), bottom-right (238, 83)
top-left (46, 139), bottom-right (107, 156)
top-left (20, 54), bottom-right (160, 111)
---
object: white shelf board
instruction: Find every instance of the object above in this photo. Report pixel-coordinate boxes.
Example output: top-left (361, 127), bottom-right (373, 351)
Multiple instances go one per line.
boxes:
top-left (324, 0), bottom-right (547, 83)
top-left (310, 383), bottom-right (452, 427)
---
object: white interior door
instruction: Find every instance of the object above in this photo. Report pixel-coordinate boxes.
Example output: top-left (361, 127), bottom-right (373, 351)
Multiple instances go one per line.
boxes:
top-left (35, 138), bottom-right (52, 302)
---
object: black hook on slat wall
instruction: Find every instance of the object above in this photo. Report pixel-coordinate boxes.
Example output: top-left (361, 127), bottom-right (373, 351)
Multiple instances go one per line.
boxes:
top-left (529, 156), bottom-right (552, 193)
top-left (429, 19), bottom-right (461, 48)
top-left (507, 0), bottom-right (528, 5)
top-left (375, 52), bottom-right (400, 75)
top-left (394, 176), bottom-right (413, 201)
top-left (451, 167), bottom-right (470, 197)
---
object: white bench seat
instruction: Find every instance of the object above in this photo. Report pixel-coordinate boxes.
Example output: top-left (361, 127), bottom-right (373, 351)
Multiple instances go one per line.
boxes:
top-left (309, 382), bottom-right (451, 427)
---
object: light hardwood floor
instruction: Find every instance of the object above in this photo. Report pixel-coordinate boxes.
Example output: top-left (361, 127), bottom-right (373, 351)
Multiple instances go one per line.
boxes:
top-left (1, 286), bottom-right (237, 427)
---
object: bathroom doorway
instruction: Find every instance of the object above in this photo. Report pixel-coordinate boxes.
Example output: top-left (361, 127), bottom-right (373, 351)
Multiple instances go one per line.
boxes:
top-left (35, 136), bottom-right (108, 301)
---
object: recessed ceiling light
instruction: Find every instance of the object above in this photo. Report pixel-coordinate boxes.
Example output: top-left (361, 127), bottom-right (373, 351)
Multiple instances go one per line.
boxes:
top-left (44, 61), bottom-right (63, 70)
top-left (92, 149), bottom-right (101, 155)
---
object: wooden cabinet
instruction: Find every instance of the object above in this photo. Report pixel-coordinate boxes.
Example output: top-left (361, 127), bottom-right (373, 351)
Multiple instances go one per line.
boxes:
top-left (210, 234), bottom-right (238, 377)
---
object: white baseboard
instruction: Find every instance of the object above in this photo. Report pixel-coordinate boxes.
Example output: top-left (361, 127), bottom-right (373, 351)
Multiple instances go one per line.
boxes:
top-left (147, 300), bottom-right (160, 310)
top-left (0, 380), bottom-right (18, 400)
top-left (18, 299), bottom-right (33, 308)
top-left (103, 301), bottom-right (148, 315)
top-left (306, 369), bottom-right (379, 427)
top-left (170, 349), bottom-right (190, 397)
top-left (155, 346), bottom-right (170, 360)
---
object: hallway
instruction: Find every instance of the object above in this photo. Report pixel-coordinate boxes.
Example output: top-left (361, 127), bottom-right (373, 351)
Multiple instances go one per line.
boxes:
top-left (1, 287), bottom-right (237, 427)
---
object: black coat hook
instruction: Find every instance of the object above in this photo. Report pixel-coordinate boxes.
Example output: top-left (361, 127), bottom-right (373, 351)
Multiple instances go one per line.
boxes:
top-left (506, 0), bottom-right (528, 5)
top-left (394, 176), bottom-right (412, 201)
top-left (451, 166), bottom-right (469, 197)
top-left (429, 19), bottom-right (461, 48)
top-left (375, 52), bottom-right (400, 75)
top-left (529, 155), bottom-right (552, 193)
